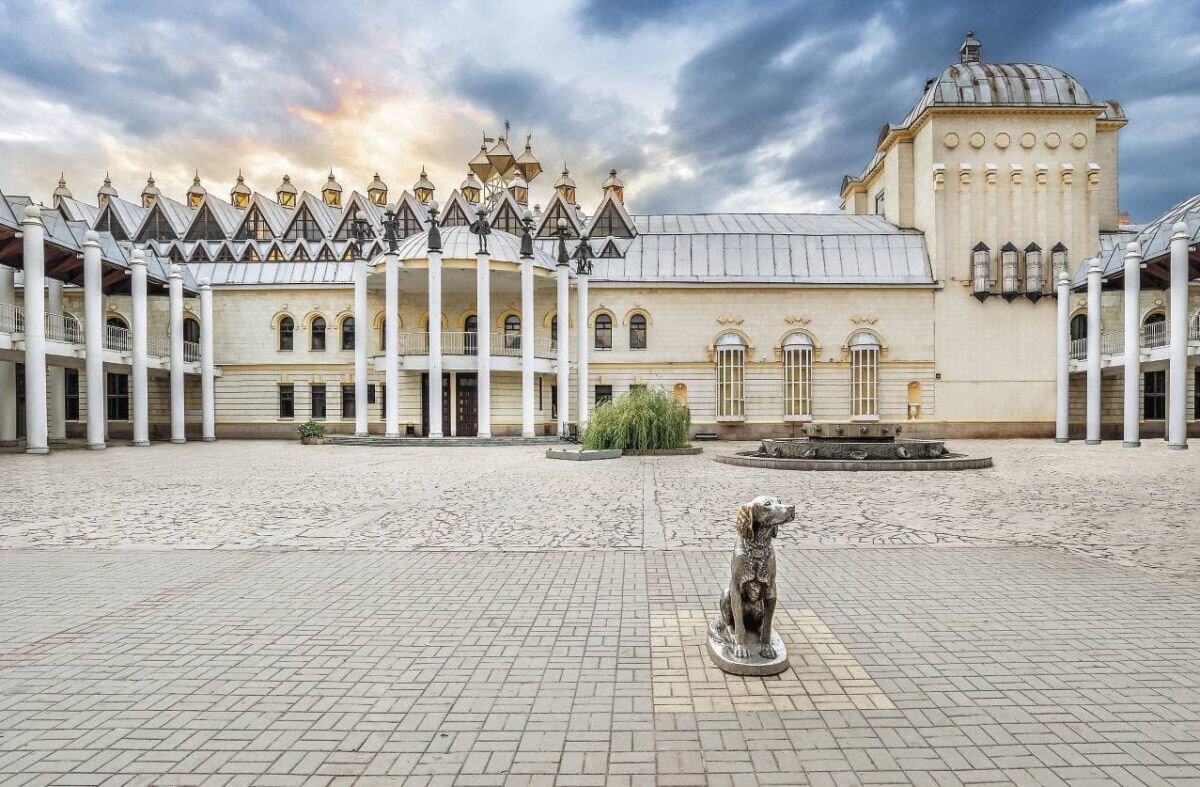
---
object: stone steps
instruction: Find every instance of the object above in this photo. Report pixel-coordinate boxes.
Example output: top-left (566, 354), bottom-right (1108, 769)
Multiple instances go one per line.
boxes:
top-left (325, 435), bottom-right (562, 448)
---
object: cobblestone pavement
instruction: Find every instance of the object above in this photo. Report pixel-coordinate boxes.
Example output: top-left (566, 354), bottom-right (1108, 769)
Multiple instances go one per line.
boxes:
top-left (0, 439), bottom-right (1197, 575)
top-left (0, 549), bottom-right (1198, 785)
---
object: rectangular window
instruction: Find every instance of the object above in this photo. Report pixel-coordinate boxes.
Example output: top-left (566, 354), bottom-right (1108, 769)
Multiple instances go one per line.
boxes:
top-left (65, 368), bottom-right (80, 421)
top-left (1143, 370), bottom-right (1166, 421)
top-left (342, 384), bottom-right (355, 419)
top-left (311, 384), bottom-right (326, 420)
top-left (279, 384), bottom-right (295, 419)
top-left (595, 385), bottom-right (613, 406)
top-left (874, 190), bottom-right (885, 216)
top-left (538, 377), bottom-right (543, 410)
top-left (368, 383), bottom-right (377, 404)
top-left (379, 384), bottom-right (385, 418)
top-left (106, 373), bottom-right (129, 421)
top-left (716, 346), bottom-right (745, 419)
top-left (783, 347), bottom-right (812, 418)
top-left (850, 346), bottom-right (879, 419)
top-left (551, 385), bottom-right (558, 420)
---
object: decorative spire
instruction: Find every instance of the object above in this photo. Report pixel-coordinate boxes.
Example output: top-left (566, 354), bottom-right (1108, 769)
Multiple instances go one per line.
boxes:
top-left (52, 173), bottom-right (72, 204)
top-left (141, 172), bottom-right (160, 208)
top-left (98, 172), bottom-right (118, 205)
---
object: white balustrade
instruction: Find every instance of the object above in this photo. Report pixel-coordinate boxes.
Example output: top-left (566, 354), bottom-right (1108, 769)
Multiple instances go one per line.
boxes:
top-left (1069, 337), bottom-right (1087, 361)
top-left (147, 334), bottom-right (171, 358)
top-left (106, 324), bottom-right (130, 352)
top-left (1191, 311), bottom-right (1200, 341)
top-left (0, 302), bottom-right (23, 333)
top-left (184, 340), bottom-right (201, 363)
top-left (1101, 331), bottom-right (1123, 356)
top-left (44, 312), bottom-right (82, 343)
top-left (1142, 320), bottom-right (1169, 349)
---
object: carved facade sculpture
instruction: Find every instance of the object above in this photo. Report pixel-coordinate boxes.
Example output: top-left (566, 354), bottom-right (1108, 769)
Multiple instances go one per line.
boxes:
top-left (707, 495), bottom-right (796, 676)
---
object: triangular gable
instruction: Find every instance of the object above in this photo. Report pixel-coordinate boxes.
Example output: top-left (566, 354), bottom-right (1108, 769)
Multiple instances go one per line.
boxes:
top-left (341, 243), bottom-right (357, 261)
top-left (240, 242), bottom-right (261, 262)
top-left (584, 192), bottom-right (636, 239)
top-left (213, 242), bottom-right (236, 262)
top-left (155, 194), bottom-right (197, 236)
top-left (598, 239), bottom-right (623, 258)
top-left (57, 197), bottom-right (99, 226)
top-left (440, 190), bottom-right (473, 228)
top-left (107, 196), bottom-right (149, 238)
top-left (188, 242), bottom-right (211, 262)
top-left (333, 192), bottom-right (382, 240)
top-left (488, 189), bottom-right (525, 235)
top-left (93, 202), bottom-right (131, 241)
top-left (167, 244), bottom-right (186, 263)
top-left (283, 201), bottom-right (325, 241)
top-left (234, 198), bottom-right (277, 241)
top-left (184, 195), bottom-right (241, 241)
top-left (316, 241), bottom-right (337, 261)
top-left (135, 201), bottom-right (180, 242)
top-left (534, 192), bottom-right (582, 238)
top-left (291, 241), bottom-right (311, 261)
top-left (393, 191), bottom-right (428, 238)
top-left (264, 241), bottom-right (286, 262)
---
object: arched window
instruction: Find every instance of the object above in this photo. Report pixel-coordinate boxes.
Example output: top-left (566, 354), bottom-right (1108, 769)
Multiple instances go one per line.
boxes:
top-left (594, 313), bottom-right (612, 350)
top-left (1143, 311), bottom-right (1167, 348)
top-left (106, 316), bottom-right (128, 330)
top-left (279, 316), bottom-right (294, 351)
top-left (341, 317), bottom-right (355, 351)
top-left (105, 316), bottom-right (129, 351)
top-left (465, 314), bottom-right (478, 355)
top-left (183, 317), bottom-right (200, 345)
top-left (782, 333), bottom-right (813, 419)
top-left (715, 333), bottom-right (745, 419)
top-left (1069, 314), bottom-right (1088, 341)
top-left (629, 314), bottom-right (647, 349)
top-left (504, 315), bottom-right (520, 350)
top-left (310, 317), bottom-right (326, 351)
top-left (849, 332), bottom-right (880, 420)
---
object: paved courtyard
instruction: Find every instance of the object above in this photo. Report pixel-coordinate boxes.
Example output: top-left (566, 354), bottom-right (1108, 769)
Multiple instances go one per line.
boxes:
top-left (0, 440), bottom-right (1198, 785)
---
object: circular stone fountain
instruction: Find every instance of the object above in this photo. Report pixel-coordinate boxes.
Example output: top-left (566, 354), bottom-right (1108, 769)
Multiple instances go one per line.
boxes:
top-left (715, 422), bottom-right (992, 471)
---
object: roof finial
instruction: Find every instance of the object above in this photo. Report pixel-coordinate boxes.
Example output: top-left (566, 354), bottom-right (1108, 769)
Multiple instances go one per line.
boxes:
top-left (960, 30), bottom-right (981, 64)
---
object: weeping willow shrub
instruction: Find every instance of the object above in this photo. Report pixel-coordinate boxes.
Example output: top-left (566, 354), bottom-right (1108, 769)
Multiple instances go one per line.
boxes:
top-left (583, 387), bottom-right (691, 451)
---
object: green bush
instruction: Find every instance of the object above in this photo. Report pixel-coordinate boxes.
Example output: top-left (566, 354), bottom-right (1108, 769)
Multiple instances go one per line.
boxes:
top-left (582, 387), bottom-right (691, 451)
top-left (297, 420), bottom-right (325, 439)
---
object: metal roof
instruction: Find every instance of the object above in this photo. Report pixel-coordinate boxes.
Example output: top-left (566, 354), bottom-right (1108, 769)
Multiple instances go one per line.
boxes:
top-left (1073, 194), bottom-right (1200, 288)
top-left (395, 226), bottom-right (558, 269)
top-left (185, 260), bottom-right (356, 286)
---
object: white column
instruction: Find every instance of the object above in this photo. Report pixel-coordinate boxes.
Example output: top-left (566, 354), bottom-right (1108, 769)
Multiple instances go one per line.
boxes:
top-left (520, 256), bottom-right (535, 437)
top-left (1085, 258), bottom-right (1102, 445)
top-left (576, 269), bottom-right (589, 427)
top-left (21, 205), bottom-right (48, 455)
top-left (354, 257), bottom-right (369, 436)
top-left (199, 277), bottom-right (215, 441)
top-left (556, 258), bottom-right (570, 435)
top-left (47, 279), bottom-right (66, 444)
top-left (83, 232), bottom-right (106, 449)
top-left (1122, 242), bottom-right (1142, 448)
top-left (130, 249), bottom-right (149, 447)
top-left (384, 252), bottom-right (400, 438)
top-left (428, 250), bottom-right (444, 437)
top-left (168, 264), bottom-right (185, 443)
top-left (475, 251), bottom-right (491, 438)
top-left (1055, 270), bottom-right (1070, 443)
top-left (1168, 221), bottom-right (1190, 450)
top-left (0, 265), bottom-right (17, 446)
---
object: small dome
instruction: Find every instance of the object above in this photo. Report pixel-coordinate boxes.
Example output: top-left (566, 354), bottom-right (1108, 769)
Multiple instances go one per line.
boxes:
top-left (460, 171), bottom-right (482, 203)
top-left (276, 174), bottom-right (297, 196)
top-left (97, 172), bottom-right (118, 203)
top-left (53, 173), bottom-right (72, 201)
top-left (323, 169), bottom-right (342, 194)
top-left (554, 166), bottom-right (576, 191)
top-left (230, 171), bottom-right (251, 198)
top-left (142, 174), bottom-right (160, 197)
top-left (602, 168), bottom-right (624, 190)
top-left (187, 172), bottom-right (206, 199)
top-left (413, 166), bottom-right (435, 203)
top-left (368, 172), bottom-right (387, 193)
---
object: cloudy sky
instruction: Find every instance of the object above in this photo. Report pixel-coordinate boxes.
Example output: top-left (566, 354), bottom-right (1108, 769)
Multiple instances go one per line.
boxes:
top-left (0, 0), bottom-right (1196, 222)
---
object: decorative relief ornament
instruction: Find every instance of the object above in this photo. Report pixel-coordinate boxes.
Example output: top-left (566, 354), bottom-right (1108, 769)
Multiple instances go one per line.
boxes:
top-left (943, 132), bottom-right (960, 149)
top-left (716, 315), bottom-right (744, 325)
top-left (850, 314), bottom-right (878, 325)
top-left (1020, 132), bottom-right (1036, 149)
top-left (1071, 132), bottom-right (1088, 149)
top-left (994, 132), bottom-right (1011, 150)
top-left (1045, 132), bottom-right (1061, 149)
top-left (784, 315), bottom-right (811, 325)
top-left (969, 132), bottom-right (986, 149)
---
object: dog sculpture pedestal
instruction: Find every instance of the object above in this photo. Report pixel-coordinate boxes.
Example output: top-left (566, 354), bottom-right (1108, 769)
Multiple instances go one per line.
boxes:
top-left (707, 495), bottom-right (796, 677)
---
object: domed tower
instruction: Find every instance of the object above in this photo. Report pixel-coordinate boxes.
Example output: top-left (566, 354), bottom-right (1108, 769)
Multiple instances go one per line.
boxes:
top-left (186, 172), bottom-right (206, 208)
top-left (275, 174), bottom-right (297, 208)
top-left (52, 174), bottom-right (72, 206)
top-left (601, 169), bottom-right (625, 203)
top-left (141, 174), bottom-right (161, 208)
top-left (230, 171), bottom-right (251, 209)
top-left (460, 172), bottom-right (482, 204)
top-left (554, 166), bottom-right (577, 205)
top-left (413, 166), bottom-right (435, 205)
top-left (97, 173), bottom-right (118, 206)
top-left (367, 172), bottom-right (388, 206)
top-left (322, 170), bottom-right (342, 207)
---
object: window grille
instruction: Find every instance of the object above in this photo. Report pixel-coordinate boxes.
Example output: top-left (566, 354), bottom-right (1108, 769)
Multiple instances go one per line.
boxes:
top-left (715, 334), bottom-right (745, 419)
top-left (782, 334), bottom-right (812, 418)
top-left (849, 332), bottom-right (879, 419)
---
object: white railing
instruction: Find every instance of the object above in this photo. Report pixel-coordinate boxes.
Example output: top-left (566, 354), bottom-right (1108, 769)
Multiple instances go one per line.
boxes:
top-left (0, 303), bottom-right (23, 334)
top-left (1192, 312), bottom-right (1200, 341)
top-left (1069, 337), bottom-right (1087, 361)
top-left (1101, 331), bottom-right (1123, 356)
top-left (45, 312), bottom-right (82, 344)
top-left (147, 335), bottom-right (170, 358)
top-left (184, 340), bottom-right (201, 362)
top-left (1142, 320), bottom-right (1168, 349)
top-left (106, 324), bottom-right (130, 352)
top-left (394, 331), bottom-right (556, 360)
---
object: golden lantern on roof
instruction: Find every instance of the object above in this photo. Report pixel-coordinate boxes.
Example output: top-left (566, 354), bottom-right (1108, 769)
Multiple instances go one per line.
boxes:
top-left (554, 166), bottom-right (577, 205)
top-left (141, 173), bottom-right (160, 208)
top-left (52, 173), bottom-right (72, 205)
top-left (460, 172), bottom-right (482, 204)
top-left (515, 134), bottom-right (542, 183)
top-left (322, 170), bottom-right (342, 207)
top-left (186, 172), bottom-right (206, 209)
top-left (602, 168), bottom-right (625, 203)
top-left (97, 172), bottom-right (118, 206)
top-left (230, 171), bottom-right (251, 209)
top-left (486, 135), bottom-right (516, 178)
top-left (367, 172), bottom-right (388, 206)
top-left (469, 142), bottom-right (495, 183)
top-left (508, 172), bottom-right (529, 206)
top-left (413, 166), bottom-right (435, 204)
top-left (276, 174), bottom-right (297, 208)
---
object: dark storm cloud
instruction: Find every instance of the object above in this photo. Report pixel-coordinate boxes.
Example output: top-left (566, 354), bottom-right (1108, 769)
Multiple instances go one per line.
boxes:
top-left (629, 0), bottom-right (1199, 220)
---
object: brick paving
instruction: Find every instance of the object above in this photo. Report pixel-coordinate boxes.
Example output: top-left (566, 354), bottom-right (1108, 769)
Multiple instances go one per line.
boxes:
top-left (0, 439), bottom-right (1198, 784)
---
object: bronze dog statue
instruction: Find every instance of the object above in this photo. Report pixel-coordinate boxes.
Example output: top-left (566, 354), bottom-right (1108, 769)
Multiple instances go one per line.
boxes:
top-left (709, 495), bottom-right (796, 661)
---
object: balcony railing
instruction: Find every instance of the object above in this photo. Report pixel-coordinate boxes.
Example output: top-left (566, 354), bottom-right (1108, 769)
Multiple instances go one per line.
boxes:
top-left (45, 312), bottom-right (82, 344)
top-left (0, 303), bottom-right (23, 334)
top-left (1069, 337), bottom-right (1087, 361)
top-left (147, 335), bottom-right (170, 359)
top-left (184, 340), bottom-right (201, 362)
top-left (392, 332), bottom-right (554, 359)
top-left (1142, 320), bottom-right (1168, 349)
top-left (1101, 331), bottom-right (1123, 356)
top-left (106, 324), bottom-right (130, 352)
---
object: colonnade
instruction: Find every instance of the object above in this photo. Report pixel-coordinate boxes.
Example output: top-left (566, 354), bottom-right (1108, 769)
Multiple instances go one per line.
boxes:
top-left (1056, 220), bottom-right (1192, 448)
top-left (353, 239), bottom-right (591, 439)
top-left (5, 205), bottom-right (216, 454)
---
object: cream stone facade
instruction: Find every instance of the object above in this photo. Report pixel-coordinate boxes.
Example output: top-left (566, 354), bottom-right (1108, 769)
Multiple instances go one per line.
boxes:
top-left (1, 33), bottom-right (1196, 448)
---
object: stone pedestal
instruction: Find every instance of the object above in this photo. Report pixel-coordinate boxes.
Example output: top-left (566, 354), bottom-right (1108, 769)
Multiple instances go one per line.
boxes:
top-left (707, 628), bottom-right (789, 676)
